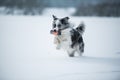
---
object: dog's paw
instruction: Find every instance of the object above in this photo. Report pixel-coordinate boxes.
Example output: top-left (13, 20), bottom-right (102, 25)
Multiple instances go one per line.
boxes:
top-left (68, 54), bottom-right (74, 57)
top-left (56, 45), bottom-right (61, 50)
top-left (56, 47), bottom-right (60, 50)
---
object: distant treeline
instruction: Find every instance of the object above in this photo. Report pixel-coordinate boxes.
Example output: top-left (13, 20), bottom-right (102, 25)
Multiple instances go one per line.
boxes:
top-left (0, 0), bottom-right (120, 16)
top-left (74, 2), bottom-right (120, 17)
top-left (0, 0), bottom-right (46, 8)
top-left (0, 0), bottom-right (45, 15)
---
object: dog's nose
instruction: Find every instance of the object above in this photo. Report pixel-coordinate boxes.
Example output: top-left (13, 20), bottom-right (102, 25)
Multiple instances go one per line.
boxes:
top-left (50, 29), bottom-right (57, 34)
top-left (53, 29), bottom-right (57, 32)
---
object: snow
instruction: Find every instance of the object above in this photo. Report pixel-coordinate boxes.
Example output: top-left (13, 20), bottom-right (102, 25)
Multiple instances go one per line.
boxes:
top-left (0, 16), bottom-right (120, 80)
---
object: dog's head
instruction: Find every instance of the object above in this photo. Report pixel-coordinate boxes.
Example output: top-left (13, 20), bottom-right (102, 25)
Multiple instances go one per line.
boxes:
top-left (50, 15), bottom-right (70, 35)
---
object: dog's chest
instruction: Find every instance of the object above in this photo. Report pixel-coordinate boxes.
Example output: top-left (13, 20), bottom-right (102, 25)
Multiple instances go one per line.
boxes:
top-left (57, 29), bottom-right (72, 49)
top-left (58, 34), bottom-right (71, 42)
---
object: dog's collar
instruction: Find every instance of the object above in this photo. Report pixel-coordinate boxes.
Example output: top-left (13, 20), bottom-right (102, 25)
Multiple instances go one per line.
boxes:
top-left (60, 26), bottom-right (69, 31)
top-left (57, 27), bottom-right (69, 35)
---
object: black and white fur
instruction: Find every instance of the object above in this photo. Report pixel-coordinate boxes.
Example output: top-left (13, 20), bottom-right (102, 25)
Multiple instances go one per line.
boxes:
top-left (50, 15), bottom-right (85, 57)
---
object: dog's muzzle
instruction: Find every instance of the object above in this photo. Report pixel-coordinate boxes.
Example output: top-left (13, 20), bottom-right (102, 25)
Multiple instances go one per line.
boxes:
top-left (50, 29), bottom-right (61, 35)
top-left (50, 29), bottom-right (57, 33)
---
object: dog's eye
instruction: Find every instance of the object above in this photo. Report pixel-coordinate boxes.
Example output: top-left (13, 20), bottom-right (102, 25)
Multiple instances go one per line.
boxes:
top-left (58, 24), bottom-right (61, 28)
top-left (53, 24), bottom-right (56, 28)
top-left (60, 19), bottom-right (65, 24)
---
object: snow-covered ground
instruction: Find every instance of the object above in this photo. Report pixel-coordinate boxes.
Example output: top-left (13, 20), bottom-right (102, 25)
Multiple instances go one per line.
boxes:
top-left (0, 16), bottom-right (120, 80)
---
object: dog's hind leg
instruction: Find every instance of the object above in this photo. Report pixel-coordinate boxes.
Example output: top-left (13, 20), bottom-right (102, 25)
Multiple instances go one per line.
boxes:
top-left (77, 43), bottom-right (84, 56)
top-left (81, 43), bottom-right (84, 53)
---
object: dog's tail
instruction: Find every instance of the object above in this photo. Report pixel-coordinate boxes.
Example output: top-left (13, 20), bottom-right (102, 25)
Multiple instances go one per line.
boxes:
top-left (76, 22), bottom-right (85, 35)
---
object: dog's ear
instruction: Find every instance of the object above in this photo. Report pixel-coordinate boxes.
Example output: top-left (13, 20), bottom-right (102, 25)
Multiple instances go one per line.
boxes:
top-left (52, 15), bottom-right (57, 20)
top-left (65, 17), bottom-right (69, 20)
top-left (60, 16), bottom-right (70, 25)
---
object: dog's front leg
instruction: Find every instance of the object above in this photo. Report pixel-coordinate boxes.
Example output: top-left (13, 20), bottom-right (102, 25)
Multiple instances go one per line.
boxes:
top-left (54, 37), bottom-right (61, 50)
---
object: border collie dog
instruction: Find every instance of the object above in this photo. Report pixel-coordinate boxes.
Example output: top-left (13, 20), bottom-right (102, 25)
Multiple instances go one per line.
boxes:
top-left (50, 15), bottom-right (85, 57)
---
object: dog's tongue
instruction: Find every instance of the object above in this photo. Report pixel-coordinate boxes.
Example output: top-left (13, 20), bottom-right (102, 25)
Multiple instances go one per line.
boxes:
top-left (52, 32), bottom-right (58, 36)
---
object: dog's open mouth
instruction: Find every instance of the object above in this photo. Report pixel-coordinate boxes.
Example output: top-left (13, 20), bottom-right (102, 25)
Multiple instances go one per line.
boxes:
top-left (52, 31), bottom-right (58, 36)
top-left (50, 30), bottom-right (61, 36)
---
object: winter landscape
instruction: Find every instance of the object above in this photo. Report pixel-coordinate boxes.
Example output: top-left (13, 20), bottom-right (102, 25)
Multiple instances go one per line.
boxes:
top-left (0, 0), bottom-right (120, 80)
top-left (0, 15), bottom-right (120, 80)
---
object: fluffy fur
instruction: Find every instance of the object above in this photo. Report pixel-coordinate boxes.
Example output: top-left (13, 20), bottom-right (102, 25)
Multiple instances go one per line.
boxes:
top-left (50, 15), bottom-right (85, 57)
